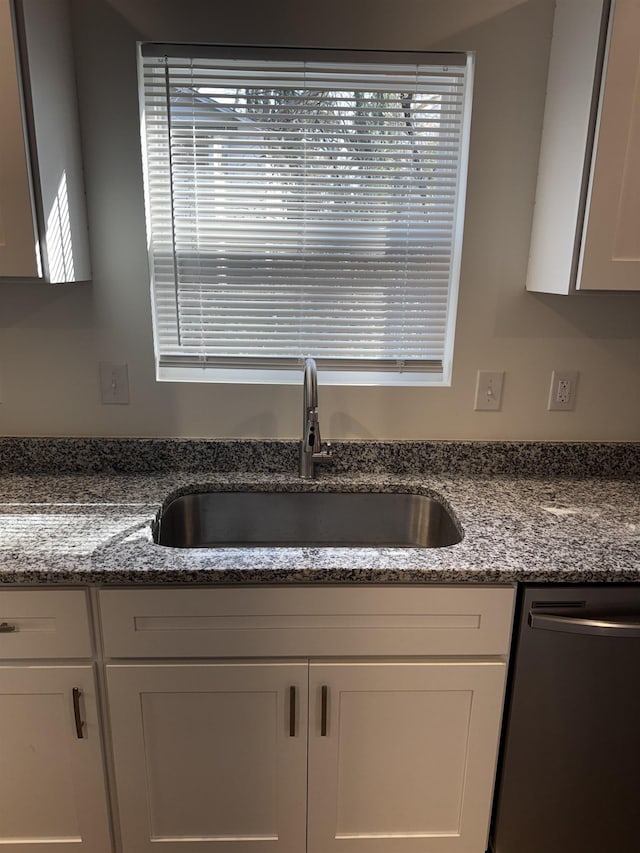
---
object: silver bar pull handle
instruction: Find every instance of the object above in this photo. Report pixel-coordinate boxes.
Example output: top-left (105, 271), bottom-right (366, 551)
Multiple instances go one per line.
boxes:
top-left (72, 687), bottom-right (85, 739)
top-left (289, 686), bottom-right (296, 737)
top-left (0, 622), bottom-right (16, 633)
top-left (530, 611), bottom-right (640, 638)
top-left (321, 685), bottom-right (328, 736)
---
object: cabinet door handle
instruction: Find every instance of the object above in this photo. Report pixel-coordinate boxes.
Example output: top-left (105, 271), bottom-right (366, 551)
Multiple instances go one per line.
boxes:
top-left (72, 687), bottom-right (85, 739)
top-left (321, 685), bottom-right (328, 736)
top-left (0, 622), bottom-right (16, 633)
top-left (289, 686), bottom-right (296, 737)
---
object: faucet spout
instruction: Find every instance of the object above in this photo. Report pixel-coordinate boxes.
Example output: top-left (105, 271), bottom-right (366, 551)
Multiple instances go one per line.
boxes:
top-left (303, 357), bottom-right (318, 418)
top-left (300, 357), bottom-right (332, 478)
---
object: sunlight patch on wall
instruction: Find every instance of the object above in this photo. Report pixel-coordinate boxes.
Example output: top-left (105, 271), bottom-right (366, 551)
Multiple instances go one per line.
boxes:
top-left (46, 171), bottom-right (75, 283)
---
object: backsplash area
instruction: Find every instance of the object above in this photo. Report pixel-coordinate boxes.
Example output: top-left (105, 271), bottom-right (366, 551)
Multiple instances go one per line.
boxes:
top-left (0, 438), bottom-right (637, 478)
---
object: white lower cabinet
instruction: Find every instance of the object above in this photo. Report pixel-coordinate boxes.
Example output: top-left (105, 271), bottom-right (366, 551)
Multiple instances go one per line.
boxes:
top-left (106, 662), bottom-right (308, 853)
top-left (0, 589), bottom-right (111, 853)
top-left (107, 658), bottom-right (505, 853)
top-left (0, 587), bottom-right (514, 853)
top-left (0, 665), bottom-right (111, 853)
top-left (307, 661), bottom-right (506, 853)
top-left (102, 585), bottom-right (515, 853)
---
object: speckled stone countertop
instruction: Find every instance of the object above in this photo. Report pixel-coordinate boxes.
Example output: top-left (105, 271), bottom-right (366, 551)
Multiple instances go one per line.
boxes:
top-left (0, 439), bottom-right (638, 586)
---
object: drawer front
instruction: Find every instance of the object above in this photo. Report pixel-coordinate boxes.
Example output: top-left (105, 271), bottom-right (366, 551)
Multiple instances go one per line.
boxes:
top-left (0, 590), bottom-right (92, 659)
top-left (99, 586), bottom-right (515, 659)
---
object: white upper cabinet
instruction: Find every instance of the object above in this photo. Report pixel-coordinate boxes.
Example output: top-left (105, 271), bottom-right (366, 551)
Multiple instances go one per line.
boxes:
top-left (527, 0), bottom-right (640, 293)
top-left (579, 0), bottom-right (640, 290)
top-left (0, 0), bottom-right (36, 277)
top-left (0, 0), bottom-right (90, 282)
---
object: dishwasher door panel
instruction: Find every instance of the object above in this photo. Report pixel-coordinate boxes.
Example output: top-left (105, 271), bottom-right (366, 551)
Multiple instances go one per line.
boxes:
top-left (491, 585), bottom-right (640, 853)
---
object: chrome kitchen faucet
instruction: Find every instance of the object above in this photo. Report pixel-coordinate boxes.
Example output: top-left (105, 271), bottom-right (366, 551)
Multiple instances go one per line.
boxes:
top-left (299, 357), bottom-right (333, 478)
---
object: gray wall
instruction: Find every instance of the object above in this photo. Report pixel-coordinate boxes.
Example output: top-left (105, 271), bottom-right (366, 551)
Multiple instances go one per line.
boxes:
top-left (1, 0), bottom-right (639, 440)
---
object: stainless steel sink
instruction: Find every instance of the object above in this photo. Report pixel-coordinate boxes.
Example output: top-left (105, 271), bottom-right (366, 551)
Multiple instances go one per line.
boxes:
top-left (153, 491), bottom-right (462, 548)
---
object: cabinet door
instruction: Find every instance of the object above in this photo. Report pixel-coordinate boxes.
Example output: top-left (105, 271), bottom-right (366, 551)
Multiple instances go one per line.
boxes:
top-left (0, 665), bottom-right (112, 853)
top-left (107, 662), bottom-right (308, 853)
top-left (579, 0), bottom-right (640, 290)
top-left (308, 660), bottom-right (506, 853)
top-left (0, 0), bottom-right (39, 278)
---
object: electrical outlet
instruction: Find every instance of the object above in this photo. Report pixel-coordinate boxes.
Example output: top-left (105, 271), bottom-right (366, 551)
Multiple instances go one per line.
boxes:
top-left (99, 362), bottom-right (130, 405)
top-left (474, 370), bottom-right (504, 411)
top-left (548, 370), bottom-right (578, 411)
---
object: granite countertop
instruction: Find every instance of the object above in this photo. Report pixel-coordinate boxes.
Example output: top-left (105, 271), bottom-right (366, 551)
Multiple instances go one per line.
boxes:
top-left (0, 438), bottom-right (638, 586)
top-left (0, 438), bottom-right (637, 586)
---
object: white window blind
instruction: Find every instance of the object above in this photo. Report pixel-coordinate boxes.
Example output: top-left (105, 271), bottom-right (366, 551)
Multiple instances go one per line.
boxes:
top-left (139, 45), bottom-right (473, 385)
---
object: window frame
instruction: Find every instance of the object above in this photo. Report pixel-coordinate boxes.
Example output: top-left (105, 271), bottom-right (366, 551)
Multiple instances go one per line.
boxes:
top-left (138, 44), bottom-right (475, 386)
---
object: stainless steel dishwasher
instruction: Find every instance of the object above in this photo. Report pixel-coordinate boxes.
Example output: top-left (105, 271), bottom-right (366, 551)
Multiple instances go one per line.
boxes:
top-left (491, 585), bottom-right (640, 853)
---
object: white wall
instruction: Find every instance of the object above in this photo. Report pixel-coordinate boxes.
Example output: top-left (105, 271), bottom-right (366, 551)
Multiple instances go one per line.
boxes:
top-left (0, 0), bottom-right (639, 440)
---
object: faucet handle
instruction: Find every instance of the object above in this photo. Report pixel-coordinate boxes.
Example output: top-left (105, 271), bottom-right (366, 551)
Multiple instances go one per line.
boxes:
top-left (313, 439), bottom-right (333, 465)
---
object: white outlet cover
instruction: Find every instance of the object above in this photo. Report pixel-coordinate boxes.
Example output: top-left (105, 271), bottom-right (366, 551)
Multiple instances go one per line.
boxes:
top-left (548, 370), bottom-right (578, 411)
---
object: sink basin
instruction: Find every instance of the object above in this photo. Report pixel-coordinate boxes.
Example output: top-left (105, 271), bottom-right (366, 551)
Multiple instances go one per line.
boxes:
top-left (153, 491), bottom-right (462, 548)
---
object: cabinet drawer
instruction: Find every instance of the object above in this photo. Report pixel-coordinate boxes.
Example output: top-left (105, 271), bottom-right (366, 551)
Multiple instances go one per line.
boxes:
top-left (99, 586), bottom-right (515, 659)
top-left (0, 590), bottom-right (92, 659)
